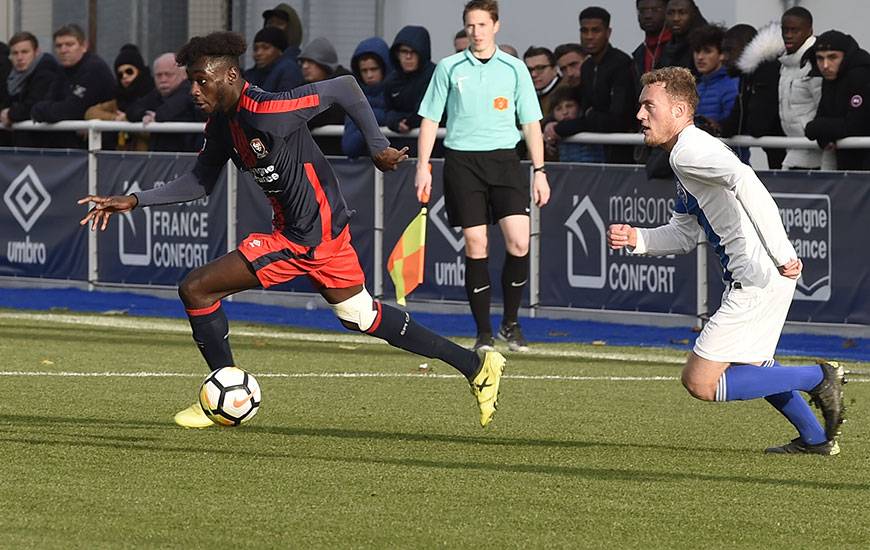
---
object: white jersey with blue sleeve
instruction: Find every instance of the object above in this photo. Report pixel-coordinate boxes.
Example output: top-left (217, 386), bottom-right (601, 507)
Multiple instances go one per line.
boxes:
top-left (632, 125), bottom-right (797, 288)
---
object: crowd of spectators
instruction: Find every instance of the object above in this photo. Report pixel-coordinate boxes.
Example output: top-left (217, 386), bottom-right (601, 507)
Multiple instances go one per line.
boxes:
top-left (0, 1), bottom-right (869, 170)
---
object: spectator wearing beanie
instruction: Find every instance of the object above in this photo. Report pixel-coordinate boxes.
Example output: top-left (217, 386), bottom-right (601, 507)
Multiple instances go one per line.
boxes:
top-left (342, 36), bottom-right (393, 158)
top-left (244, 26), bottom-right (301, 91)
top-left (298, 37), bottom-right (351, 154)
top-left (805, 30), bottom-right (870, 170)
top-left (85, 43), bottom-right (154, 150)
top-left (261, 3), bottom-right (304, 90)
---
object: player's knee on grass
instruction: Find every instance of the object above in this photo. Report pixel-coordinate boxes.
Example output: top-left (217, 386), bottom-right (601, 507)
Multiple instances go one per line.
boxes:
top-left (330, 288), bottom-right (378, 332)
top-left (681, 368), bottom-right (717, 401)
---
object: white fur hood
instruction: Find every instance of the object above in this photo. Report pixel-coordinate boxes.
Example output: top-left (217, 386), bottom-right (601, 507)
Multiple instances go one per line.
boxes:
top-left (737, 22), bottom-right (785, 74)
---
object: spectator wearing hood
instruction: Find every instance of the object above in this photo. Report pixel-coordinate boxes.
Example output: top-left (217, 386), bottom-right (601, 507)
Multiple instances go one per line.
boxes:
top-left (31, 23), bottom-right (115, 148)
top-left (0, 32), bottom-right (61, 147)
top-left (718, 22), bottom-right (786, 168)
top-left (85, 43), bottom-right (155, 150)
top-left (262, 3), bottom-right (303, 53)
top-left (384, 25), bottom-right (436, 135)
top-left (298, 36), bottom-right (351, 154)
top-left (779, 6), bottom-right (823, 169)
top-left (805, 30), bottom-right (870, 170)
top-left (342, 37), bottom-right (392, 158)
top-left (244, 26), bottom-right (302, 92)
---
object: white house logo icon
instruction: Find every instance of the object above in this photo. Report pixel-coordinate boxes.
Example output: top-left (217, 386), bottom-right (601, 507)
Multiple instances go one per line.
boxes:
top-left (565, 195), bottom-right (606, 288)
top-left (3, 165), bottom-right (51, 232)
top-left (429, 196), bottom-right (465, 252)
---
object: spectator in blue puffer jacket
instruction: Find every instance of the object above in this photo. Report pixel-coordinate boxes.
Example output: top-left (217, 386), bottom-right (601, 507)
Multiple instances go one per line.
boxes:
top-left (342, 37), bottom-right (393, 158)
top-left (690, 24), bottom-right (738, 124)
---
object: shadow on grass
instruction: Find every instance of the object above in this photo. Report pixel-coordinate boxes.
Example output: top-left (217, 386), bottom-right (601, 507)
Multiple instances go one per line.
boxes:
top-left (0, 413), bottom-right (866, 491)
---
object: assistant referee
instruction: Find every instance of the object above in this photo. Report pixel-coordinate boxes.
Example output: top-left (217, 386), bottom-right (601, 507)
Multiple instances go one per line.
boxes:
top-left (415, 0), bottom-right (550, 352)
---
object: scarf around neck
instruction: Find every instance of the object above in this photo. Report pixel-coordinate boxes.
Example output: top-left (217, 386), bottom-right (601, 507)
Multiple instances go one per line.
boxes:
top-left (7, 52), bottom-right (45, 97)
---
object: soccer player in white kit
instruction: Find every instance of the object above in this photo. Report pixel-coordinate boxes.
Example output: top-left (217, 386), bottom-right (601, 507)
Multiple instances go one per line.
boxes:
top-left (608, 67), bottom-right (846, 455)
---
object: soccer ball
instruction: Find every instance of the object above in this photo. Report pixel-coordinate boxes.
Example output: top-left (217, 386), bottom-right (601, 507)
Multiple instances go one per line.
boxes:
top-left (199, 367), bottom-right (262, 426)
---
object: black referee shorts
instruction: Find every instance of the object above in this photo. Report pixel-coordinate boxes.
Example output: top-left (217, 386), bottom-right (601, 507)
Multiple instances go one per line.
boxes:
top-left (443, 147), bottom-right (529, 228)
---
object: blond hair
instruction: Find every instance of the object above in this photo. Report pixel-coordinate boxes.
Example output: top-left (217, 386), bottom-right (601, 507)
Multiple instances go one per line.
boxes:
top-left (640, 67), bottom-right (699, 111)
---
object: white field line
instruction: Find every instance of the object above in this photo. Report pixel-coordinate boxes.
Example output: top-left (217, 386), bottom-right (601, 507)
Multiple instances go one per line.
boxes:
top-left (0, 311), bottom-right (685, 364)
top-left (0, 370), bottom-right (677, 382)
top-left (0, 371), bottom-right (867, 383)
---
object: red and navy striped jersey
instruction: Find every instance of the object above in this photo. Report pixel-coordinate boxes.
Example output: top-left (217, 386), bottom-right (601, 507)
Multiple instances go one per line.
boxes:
top-left (192, 76), bottom-right (389, 248)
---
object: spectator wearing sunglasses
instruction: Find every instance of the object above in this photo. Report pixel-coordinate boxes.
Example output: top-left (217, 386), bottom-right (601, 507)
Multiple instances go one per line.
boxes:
top-left (384, 25), bottom-right (436, 147)
top-left (85, 43), bottom-right (155, 150)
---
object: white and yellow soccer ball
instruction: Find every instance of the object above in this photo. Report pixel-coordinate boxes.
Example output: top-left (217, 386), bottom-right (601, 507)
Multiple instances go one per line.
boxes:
top-left (198, 367), bottom-right (262, 426)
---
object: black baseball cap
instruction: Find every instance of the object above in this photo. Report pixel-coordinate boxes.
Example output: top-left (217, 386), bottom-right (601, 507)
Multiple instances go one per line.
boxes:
top-left (262, 8), bottom-right (290, 22)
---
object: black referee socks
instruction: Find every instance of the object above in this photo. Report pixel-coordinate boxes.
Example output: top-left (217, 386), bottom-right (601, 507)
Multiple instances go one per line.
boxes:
top-left (502, 253), bottom-right (528, 325)
top-left (464, 256), bottom-right (492, 336)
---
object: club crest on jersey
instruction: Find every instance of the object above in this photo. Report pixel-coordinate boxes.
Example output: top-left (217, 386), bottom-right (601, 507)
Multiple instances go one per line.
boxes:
top-left (250, 138), bottom-right (268, 159)
top-left (676, 181), bottom-right (688, 205)
top-left (493, 97), bottom-right (509, 111)
top-left (850, 94), bottom-right (863, 108)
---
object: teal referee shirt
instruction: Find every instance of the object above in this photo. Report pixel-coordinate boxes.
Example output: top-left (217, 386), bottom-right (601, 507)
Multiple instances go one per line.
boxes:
top-left (418, 47), bottom-right (542, 151)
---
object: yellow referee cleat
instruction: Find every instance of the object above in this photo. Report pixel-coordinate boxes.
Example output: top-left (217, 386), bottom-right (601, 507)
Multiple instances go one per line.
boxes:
top-left (174, 402), bottom-right (215, 429)
top-left (470, 350), bottom-right (505, 428)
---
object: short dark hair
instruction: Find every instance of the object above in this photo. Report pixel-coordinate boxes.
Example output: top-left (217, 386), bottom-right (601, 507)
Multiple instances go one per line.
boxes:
top-left (724, 23), bottom-right (757, 47)
top-left (554, 43), bottom-right (586, 60)
top-left (455, 29), bottom-right (467, 40)
top-left (9, 31), bottom-right (38, 49)
top-left (53, 23), bottom-right (86, 43)
top-left (689, 24), bottom-right (726, 53)
top-left (579, 6), bottom-right (610, 27)
top-left (523, 46), bottom-right (555, 66)
top-left (782, 6), bottom-right (813, 26)
top-left (549, 85), bottom-right (579, 108)
top-left (176, 31), bottom-right (247, 68)
top-left (463, 0), bottom-right (499, 23)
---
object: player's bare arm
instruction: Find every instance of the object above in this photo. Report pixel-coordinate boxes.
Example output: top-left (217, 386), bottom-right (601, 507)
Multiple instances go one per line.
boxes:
top-left (521, 121), bottom-right (550, 207)
top-left (607, 223), bottom-right (637, 249)
top-left (414, 117), bottom-right (439, 202)
top-left (77, 194), bottom-right (138, 231)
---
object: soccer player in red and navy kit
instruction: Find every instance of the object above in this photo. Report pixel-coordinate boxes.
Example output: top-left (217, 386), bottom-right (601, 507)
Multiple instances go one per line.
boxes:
top-left (79, 32), bottom-right (505, 429)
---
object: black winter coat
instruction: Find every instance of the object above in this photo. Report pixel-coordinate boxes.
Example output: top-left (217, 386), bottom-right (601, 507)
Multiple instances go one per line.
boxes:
top-left (553, 45), bottom-right (636, 163)
top-left (805, 40), bottom-right (870, 170)
top-left (4, 54), bottom-right (61, 147)
top-left (125, 81), bottom-right (206, 152)
top-left (383, 25), bottom-right (435, 132)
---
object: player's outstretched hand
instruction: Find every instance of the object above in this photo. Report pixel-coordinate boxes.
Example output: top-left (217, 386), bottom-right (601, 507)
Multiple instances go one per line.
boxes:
top-left (607, 223), bottom-right (636, 250)
top-left (78, 194), bottom-right (138, 231)
top-left (373, 146), bottom-right (409, 172)
top-left (778, 258), bottom-right (803, 280)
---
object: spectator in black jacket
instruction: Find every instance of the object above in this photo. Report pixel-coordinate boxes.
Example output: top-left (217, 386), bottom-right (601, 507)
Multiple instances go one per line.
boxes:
top-left (125, 53), bottom-right (205, 152)
top-left (805, 30), bottom-right (870, 170)
top-left (544, 7), bottom-right (636, 164)
top-left (719, 22), bottom-right (786, 168)
top-left (384, 25), bottom-right (435, 135)
top-left (0, 32), bottom-right (61, 147)
top-left (554, 43), bottom-right (587, 89)
top-left (30, 23), bottom-right (114, 148)
top-left (660, 0), bottom-right (707, 72)
top-left (632, 0), bottom-right (671, 86)
top-left (260, 4), bottom-right (304, 91)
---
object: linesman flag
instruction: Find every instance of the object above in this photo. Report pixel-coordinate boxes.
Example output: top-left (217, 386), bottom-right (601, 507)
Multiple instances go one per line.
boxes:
top-left (387, 188), bottom-right (430, 306)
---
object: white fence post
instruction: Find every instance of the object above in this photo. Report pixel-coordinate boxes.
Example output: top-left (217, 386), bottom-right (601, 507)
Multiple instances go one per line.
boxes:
top-left (528, 164), bottom-right (540, 318)
top-left (87, 125), bottom-right (101, 290)
top-left (373, 167), bottom-right (384, 298)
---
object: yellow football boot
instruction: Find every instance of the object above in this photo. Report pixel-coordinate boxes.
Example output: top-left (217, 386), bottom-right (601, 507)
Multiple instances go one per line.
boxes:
top-left (470, 351), bottom-right (505, 428)
top-left (174, 403), bottom-right (214, 429)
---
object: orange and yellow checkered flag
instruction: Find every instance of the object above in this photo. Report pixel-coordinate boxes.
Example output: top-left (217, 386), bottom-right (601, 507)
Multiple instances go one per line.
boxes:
top-left (387, 190), bottom-right (429, 306)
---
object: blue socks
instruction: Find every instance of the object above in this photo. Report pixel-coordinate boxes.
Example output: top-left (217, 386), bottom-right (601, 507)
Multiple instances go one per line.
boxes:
top-left (716, 363), bottom-right (823, 401)
top-left (717, 360), bottom-right (827, 445)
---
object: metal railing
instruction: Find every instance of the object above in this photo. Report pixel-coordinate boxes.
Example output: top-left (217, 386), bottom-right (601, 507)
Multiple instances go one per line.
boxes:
top-left (7, 120), bottom-right (870, 150)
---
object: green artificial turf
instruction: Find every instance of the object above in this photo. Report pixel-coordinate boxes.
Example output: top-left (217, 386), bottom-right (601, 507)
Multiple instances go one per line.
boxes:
top-left (0, 311), bottom-right (867, 549)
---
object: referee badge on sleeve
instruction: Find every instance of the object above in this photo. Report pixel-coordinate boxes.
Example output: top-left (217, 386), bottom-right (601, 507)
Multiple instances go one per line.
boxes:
top-left (493, 97), bottom-right (509, 111)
